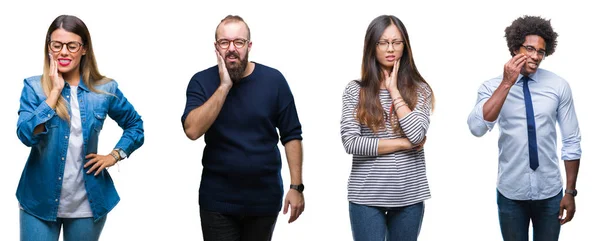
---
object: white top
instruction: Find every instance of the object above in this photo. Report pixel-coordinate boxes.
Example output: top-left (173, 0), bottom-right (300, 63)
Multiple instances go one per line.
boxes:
top-left (57, 86), bottom-right (93, 218)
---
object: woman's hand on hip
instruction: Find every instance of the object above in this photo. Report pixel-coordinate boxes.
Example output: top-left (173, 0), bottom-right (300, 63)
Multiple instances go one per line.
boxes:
top-left (84, 152), bottom-right (118, 176)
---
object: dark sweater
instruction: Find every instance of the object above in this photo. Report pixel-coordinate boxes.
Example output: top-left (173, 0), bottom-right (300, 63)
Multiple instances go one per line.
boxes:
top-left (182, 62), bottom-right (302, 215)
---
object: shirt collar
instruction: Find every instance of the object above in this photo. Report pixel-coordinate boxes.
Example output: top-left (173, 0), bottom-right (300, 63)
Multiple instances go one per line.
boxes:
top-left (62, 75), bottom-right (90, 92)
top-left (517, 70), bottom-right (539, 83)
top-left (78, 79), bottom-right (90, 92)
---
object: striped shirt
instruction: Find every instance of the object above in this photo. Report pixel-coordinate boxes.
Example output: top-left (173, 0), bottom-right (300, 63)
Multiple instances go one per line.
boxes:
top-left (340, 80), bottom-right (432, 207)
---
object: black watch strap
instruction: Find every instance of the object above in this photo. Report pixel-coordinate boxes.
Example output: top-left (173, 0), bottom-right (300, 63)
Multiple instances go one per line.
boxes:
top-left (290, 184), bottom-right (304, 193)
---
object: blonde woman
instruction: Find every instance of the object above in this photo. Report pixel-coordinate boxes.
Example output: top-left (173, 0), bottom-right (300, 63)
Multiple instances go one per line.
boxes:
top-left (16, 15), bottom-right (144, 241)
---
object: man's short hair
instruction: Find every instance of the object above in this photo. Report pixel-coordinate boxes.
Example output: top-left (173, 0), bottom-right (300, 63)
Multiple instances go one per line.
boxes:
top-left (505, 15), bottom-right (558, 57)
top-left (215, 15), bottom-right (251, 40)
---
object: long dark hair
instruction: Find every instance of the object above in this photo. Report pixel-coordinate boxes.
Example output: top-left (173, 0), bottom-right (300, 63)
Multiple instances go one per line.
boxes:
top-left (357, 15), bottom-right (434, 134)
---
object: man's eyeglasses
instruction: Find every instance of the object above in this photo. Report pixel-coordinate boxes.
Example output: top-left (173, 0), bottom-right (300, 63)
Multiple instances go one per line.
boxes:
top-left (521, 45), bottom-right (546, 58)
top-left (216, 38), bottom-right (249, 49)
top-left (48, 41), bottom-right (83, 53)
top-left (377, 40), bottom-right (404, 51)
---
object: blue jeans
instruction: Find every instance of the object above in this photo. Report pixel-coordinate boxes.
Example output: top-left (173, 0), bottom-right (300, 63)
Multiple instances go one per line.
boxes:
top-left (200, 209), bottom-right (278, 241)
top-left (349, 201), bottom-right (424, 241)
top-left (20, 209), bottom-right (106, 241)
top-left (497, 190), bottom-right (562, 241)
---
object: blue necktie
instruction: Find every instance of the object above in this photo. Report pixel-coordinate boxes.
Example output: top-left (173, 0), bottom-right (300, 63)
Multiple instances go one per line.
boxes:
top-left (522, 76), bottom-right (539, 170)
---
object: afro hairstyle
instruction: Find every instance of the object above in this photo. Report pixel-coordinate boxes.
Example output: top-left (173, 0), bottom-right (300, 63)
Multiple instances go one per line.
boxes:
top-left (504, 15), bottom-right (558, 57)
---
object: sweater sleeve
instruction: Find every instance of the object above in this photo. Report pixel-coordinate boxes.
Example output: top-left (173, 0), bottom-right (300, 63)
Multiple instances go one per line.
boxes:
top-left (181, 72), bottom-right (209, 126)
top-left (340, 81), bottom-right (379, 156)
top-left (397, 84), bottom-right (432, 144)
top-left (276, 75), bottom-right (302, 144)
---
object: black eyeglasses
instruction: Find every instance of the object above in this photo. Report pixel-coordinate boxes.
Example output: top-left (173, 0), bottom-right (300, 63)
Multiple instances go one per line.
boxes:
top-left (216, 38), bottom-right (249, 49)
top-left (521, 45), bottom-right (546, 58)
top-left (48, 41), bottom-right (84, 53)
top-left (377, 40), bottom-right (404, 51)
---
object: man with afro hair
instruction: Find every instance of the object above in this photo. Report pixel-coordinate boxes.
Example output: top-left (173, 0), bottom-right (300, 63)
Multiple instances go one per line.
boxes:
top-left (468, 15), bottom-right (581, 241)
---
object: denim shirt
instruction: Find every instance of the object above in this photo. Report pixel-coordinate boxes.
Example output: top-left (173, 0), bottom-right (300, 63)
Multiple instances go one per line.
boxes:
top-left (16, 75), bottom-right (144, 222)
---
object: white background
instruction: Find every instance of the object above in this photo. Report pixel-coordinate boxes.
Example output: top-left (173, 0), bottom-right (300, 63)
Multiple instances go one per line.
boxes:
top-left (1, 0), bottom-right (598, 240)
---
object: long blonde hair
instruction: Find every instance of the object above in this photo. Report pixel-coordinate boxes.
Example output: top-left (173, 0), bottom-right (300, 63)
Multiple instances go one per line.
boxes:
top-left (42, 15), bottom-right (109, 121)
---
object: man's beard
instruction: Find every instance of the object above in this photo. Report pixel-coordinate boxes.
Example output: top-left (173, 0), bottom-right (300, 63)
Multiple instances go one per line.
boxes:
top-left (225, 50), bottom-right (249, 83)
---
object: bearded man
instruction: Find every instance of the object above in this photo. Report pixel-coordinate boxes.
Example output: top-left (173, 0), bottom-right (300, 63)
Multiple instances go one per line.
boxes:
top-left (182, 15), bottom-right (305, 241)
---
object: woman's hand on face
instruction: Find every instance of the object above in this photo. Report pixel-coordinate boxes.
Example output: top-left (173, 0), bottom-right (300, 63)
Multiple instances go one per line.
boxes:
top-left (384, 59), bottom-right (400, 94)
top-left (48, 53), bottom-right (64, 93)
top-left (84, 153), bottom-right (118, 176)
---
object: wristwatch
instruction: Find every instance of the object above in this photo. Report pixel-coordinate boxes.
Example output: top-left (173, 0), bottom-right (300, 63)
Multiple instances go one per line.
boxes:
top-left (565, 189), bottom-right (577, 197)
top-left (290, 184), bottom-right (304, 193)
top-left (115, 148), bottom-right (127, 161)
